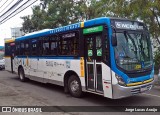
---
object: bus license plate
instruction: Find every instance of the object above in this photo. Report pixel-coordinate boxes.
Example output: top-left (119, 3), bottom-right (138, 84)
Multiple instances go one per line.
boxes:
top-left (141, 87), bottom-right (148, 92)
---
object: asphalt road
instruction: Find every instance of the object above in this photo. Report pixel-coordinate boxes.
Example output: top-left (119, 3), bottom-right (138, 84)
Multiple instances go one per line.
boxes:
top-left (0, 70), bottom-right (160, 115)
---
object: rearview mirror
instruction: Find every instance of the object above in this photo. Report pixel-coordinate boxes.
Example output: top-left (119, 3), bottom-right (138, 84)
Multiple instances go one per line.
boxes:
top-left (112, 33), bottom-right (117, 46)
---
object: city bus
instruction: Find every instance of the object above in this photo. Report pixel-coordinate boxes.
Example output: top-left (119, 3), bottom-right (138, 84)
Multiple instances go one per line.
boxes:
top-left (5, 17), bottom-right (154, 99)
top-left (5, 39), bottom-right (15, 73)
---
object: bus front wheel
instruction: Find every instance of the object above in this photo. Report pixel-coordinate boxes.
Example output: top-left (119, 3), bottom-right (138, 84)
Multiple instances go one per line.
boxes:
top-left (68, 75), bottom-right (83, 98)
top-left (18, 67), bottom-right (26, 82)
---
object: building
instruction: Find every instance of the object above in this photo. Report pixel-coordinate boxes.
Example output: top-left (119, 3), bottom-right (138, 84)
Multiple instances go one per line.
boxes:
top-left (11, 27), bottom-right (24, 38)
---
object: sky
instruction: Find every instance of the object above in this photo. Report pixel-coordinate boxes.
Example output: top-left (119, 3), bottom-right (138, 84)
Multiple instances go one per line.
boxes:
top-left (0, 0), bottom-right (40, 46)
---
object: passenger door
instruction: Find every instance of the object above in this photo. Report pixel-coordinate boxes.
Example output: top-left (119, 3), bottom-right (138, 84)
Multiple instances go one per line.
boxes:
top-left (83, 25), bottom-right (113, 98)
top-left (84, 34), bottom-right (103, 93)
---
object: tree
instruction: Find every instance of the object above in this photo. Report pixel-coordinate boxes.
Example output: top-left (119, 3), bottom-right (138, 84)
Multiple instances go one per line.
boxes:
top-left (154, 49), bottom-right (160, 74)
top-left (102, 0), bottom-right (160, 46)
top-left (21, 6), bottom-right (47, 33)
top-left (21, 15), bottom-right (34, 33)
top-left (21, 0), bottom-right (160, 44)
top-left (21, 0), bottom-right (109, 33)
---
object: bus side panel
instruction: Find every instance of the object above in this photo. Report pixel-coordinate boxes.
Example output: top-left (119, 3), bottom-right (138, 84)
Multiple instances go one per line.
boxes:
top-left (5, 57), bottom-right (11, 71)
top-left (102, 63), bottom-right (113, 98)
top-left (35, 58), bottom-right (85, 88)
top-left (14, 57), bottom-right (29, 75)
top-left (14, 57), bottom-right (86, 90)
top-left (15, 57), bottom-right (22, 73)
top-left (14, 57), bottom-right (17, 73)
top-left (30, 58), bottom-right (44, 79)
top-left (5, 57), bottom-right (14, 72)
top-left (24, 57), bottom-right (30, 75)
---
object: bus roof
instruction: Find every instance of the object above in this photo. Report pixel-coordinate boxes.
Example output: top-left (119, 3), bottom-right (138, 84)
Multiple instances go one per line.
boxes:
top-left (15, 17), bottom-right (143, 41)
top-left (24, 29), bottom-right (52, 36)
top-left (15, 17), bottom-right (112, 41)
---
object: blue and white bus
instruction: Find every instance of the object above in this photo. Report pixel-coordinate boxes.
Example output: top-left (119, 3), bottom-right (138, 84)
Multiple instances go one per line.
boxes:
top-left (5, 17), bottom-right (154, 99)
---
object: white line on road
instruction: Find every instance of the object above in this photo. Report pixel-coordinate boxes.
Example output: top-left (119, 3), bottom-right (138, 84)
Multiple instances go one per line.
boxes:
top-left (142, 93), bottom-right (160, 98)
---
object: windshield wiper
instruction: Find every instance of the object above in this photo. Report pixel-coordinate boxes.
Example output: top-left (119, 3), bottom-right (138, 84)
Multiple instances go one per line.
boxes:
top-left (124, 31), bottom-right (138, 57)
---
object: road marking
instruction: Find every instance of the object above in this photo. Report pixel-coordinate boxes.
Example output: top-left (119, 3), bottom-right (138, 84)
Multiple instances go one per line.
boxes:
top-left (142, 93), bottom-right (160, 98)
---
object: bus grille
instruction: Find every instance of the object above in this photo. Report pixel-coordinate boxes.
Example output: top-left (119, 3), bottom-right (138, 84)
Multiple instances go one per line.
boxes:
top-left (131, 84), bottom-right (152, 95)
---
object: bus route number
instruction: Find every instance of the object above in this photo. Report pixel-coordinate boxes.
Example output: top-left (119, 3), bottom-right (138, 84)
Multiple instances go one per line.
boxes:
top-left (135, 64), bottom-right (141, 69)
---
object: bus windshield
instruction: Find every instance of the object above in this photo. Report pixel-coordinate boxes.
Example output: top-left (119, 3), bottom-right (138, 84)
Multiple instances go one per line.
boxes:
top-left (114, 31), bottom-right (153, 72)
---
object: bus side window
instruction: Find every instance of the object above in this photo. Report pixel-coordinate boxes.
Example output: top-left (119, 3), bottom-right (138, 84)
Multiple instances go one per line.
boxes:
top-left (60, 31), bottom-right (79, 56)
top-left (31, 39), bottom-right (37, 56)
top-left (38, 38), bottom-right (43, 55)
top-left (50, 36), bottom-right (58, 55)
top-left (69, 37), bottom-right (79, 56)
top-left (61, 38), bottom-right (68, 55)
top-left (61, 38), bottom-right (75, 55)
top-left (73, 37), bottom-right (79, 56)
top-left (42, 37), bottom-right (50, 55)
top-left (24, 40), bottom-right (29, 55)
top-left (15, 42), bottom-right (20, 56)
top-left (20, 42), bottom-right (25, 55)
top-left (57, 37), bottom-right (61, 55)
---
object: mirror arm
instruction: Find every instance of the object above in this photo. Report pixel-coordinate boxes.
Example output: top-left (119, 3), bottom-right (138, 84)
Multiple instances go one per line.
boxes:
top-left (111, 26), bottom-right (117, 46)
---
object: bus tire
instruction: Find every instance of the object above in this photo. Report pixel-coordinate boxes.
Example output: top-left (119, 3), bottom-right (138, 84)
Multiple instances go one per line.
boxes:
top-left (18, 67), bottom-right (26, 82)
top-left (68, 75), bottom-right (83, 98)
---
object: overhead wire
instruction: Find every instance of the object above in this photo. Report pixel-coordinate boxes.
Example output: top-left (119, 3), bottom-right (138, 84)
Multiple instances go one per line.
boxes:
top-left (0, 0), bottom-right (15, 14)
top-left (0, 0), bottom-right (23, 18)
top-left (0, 0), bottom-right (3, 3)
top-left (0, 0), bottom-right (37, 24)
top-left (0, 0), bottom-right (9, 9)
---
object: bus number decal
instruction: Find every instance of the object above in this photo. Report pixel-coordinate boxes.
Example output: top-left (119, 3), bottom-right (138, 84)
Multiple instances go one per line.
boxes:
top-left (46, 61), bottom-right (53, 67)
top-left (80, 57), bottom-right (84, 77)
top-left (66, 61), bottom-right (71, 69)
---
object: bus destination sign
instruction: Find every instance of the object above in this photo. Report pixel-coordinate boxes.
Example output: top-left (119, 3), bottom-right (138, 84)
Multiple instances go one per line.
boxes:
top-left (112, 20), bottom-right (145, 30)
top-left (83, 26), bottom-right (103, 34)
top-left (115, 22), bottom-right (144, 30)
top-left (62, 33), bottom-right (76, 38)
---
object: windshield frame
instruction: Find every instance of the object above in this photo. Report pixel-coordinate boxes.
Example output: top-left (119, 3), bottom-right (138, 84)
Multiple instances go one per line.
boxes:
top-left (113, 29), bottom-right (153, 73)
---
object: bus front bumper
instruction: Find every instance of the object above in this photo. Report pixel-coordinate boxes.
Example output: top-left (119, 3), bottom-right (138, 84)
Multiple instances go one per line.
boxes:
top-left (112, 79), bottom-right (155, 99)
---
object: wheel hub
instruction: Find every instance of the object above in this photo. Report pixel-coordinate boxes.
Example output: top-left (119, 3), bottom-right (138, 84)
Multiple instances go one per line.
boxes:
top-left (70, 80), bottom-right (79, 92)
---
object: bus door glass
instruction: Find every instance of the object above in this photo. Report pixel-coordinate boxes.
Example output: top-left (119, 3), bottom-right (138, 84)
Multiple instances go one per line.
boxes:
top-left (84, 34), bottom-right (103, 92)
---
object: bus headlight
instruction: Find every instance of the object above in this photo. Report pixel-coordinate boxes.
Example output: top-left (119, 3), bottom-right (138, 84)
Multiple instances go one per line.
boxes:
top-left (115, 74), bottom-right (126, 86)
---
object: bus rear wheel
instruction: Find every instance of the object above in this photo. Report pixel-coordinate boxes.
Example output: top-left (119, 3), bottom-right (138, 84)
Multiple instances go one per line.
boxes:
top-left (68, 75), bottom-right (83, 98)
top-left (18, 67), bottom-right (26, 82)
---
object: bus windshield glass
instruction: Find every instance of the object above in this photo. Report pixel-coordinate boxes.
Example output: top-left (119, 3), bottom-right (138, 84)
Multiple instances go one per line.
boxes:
top-left (114, 31), bottom-right (153, 71)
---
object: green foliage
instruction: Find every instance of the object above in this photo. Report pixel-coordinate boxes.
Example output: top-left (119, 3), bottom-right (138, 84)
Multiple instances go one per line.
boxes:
top-left (154, 49), bottom-right (160, 74)
top-left (21, 0), bottom-right (160, 44)
top-left (21, 0), bottom-right (87, 33)
top-left (104, 0), bottom-right (160, 44)
top-left (21, 15), bottom-right (34, 33)
top-left (21, 0), bottom-right (110, 33)
top-left (21, 6), bottom-right (47, 32)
